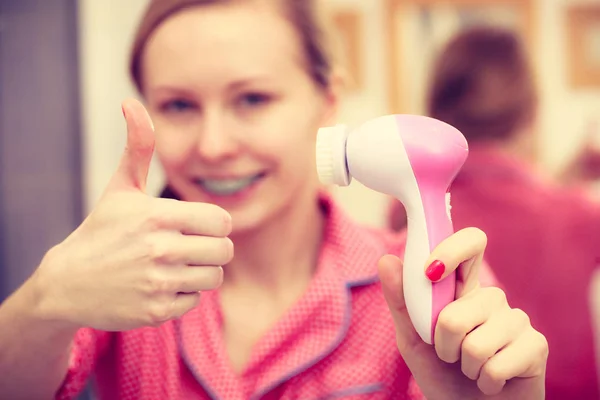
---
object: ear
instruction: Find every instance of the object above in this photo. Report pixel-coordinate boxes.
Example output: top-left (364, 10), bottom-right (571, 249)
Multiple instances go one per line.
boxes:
top-left (319, 67), bottom-right (346, 127)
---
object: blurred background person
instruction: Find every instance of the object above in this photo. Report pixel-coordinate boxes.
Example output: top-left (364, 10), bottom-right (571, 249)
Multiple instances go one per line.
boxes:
top-left (388, 26), bottom-right (600, 400)
top-left (558, 119), bottom-right (600, 190)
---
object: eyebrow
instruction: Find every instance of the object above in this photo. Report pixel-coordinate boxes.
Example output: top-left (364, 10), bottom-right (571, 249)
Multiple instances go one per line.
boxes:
top-left (148, 75), bottom-right (277, 97)
top-left (227, 75), bottom-right (275, 90)
top-left (146, 86), bottom-right (196, 98)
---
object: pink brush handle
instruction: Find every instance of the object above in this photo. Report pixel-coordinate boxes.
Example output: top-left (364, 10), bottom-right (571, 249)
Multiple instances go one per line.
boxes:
top-left (402, 189), bottom-right (455, 345)
top-left (395, 115), bottom-right (463, 345)
top-left (422, 189), bottom-right (456, 341)
top-left (402, 190), bottom-right (455, 345)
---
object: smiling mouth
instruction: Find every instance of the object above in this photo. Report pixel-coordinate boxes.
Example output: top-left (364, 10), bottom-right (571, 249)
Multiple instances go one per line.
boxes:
top-left (194, 172), bottom-right (267, 196)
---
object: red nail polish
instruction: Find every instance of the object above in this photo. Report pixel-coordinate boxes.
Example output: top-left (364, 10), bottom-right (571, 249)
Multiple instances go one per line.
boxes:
top-left (426, 260), bottom-right (445, 281)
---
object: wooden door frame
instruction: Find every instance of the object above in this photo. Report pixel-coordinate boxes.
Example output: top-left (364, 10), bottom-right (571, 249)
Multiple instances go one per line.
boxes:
top-left (384, 0), bottom-right (538, 113)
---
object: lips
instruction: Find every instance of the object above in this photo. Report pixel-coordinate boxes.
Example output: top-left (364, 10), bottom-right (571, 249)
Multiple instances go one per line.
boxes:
top-left (194, 172), bottom-right (266, 196)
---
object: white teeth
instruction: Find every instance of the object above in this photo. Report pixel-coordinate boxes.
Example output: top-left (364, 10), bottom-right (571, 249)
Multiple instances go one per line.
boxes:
top-left (198, 175), bottom-right (262, 195)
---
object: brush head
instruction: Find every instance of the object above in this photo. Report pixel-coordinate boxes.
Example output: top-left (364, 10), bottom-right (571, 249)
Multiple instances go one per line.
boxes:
top-left (336, 115), bottom-right (468, 200)
top-left (315, 125), bottom-right (351, 186)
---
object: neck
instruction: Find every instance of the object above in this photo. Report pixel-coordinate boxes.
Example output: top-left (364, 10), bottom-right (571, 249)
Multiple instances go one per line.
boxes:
top-left (223, 187), bottom-right (325, 295)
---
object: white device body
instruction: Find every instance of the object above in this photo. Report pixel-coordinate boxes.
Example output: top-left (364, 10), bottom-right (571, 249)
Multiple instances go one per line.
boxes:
top-left (316, 115), bottom-right (468, 344)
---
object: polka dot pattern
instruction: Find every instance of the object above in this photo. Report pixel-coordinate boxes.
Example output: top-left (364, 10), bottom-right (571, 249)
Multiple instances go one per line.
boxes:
top-left (56, 193), bottom-right (494, 400)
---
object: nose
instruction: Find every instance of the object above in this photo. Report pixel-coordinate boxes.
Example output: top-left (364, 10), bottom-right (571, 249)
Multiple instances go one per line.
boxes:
top-left (195, 110), bottom-right (240, 163)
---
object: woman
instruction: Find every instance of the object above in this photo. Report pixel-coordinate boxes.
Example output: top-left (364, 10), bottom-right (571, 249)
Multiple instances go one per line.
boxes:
top-left (389, 26), bottom-right (599, 399)
top-left (0, 1), bottom-right (547, 399)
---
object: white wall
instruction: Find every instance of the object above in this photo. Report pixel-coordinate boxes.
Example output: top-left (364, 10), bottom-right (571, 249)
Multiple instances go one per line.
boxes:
top-left (321, 0), bottom-right (391, 227)
top-left (77, 0), bottom-right (162, 212)
top-left (536, 0), bottom-right (600, 175)
top-left (77, 0), bottom-right (600, 227)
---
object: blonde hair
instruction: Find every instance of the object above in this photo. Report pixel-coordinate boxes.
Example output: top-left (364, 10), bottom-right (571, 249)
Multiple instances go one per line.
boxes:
top-left (129, 0), bottom-right (336, 93)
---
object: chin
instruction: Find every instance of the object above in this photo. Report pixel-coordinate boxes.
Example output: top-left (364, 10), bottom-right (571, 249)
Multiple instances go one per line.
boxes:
top-left (227, 194), bottom-right (290, 237)
top-left (227, 208), bottom-right (269, 236)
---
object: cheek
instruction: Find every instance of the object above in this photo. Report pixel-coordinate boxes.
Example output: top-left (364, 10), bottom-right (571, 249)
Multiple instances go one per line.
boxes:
top-left (257, 123), bottom-right (318, 178)
top-left (259, 97), bottom-right (322, 156)
top-left (154, 129), bottom-right (194, 171)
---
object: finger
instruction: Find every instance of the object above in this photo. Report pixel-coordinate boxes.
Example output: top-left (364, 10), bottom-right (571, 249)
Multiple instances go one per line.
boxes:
top-left (477, 329), bottom-right (549, 396)
top-left (461, 308), bottom-right (531, 380)
top-left (154, 198), bottom-right (232, 237)
top-left (425, 227), bottom-right (487, 296)
top-left (108, 98), bottom-right (156, 193)
top-left (378, 254), bottom-right (422, 352)
top-left (150, 233), bottom-right (233, 266)
top-left (434, 286), bottom-right (507, 363)
top-left (169, 292), bottom-right (202, 320)
top-left (176, 266), bottom-right (224, 293)
top-left (148, 292), bottom-right (201, 325)
top-left (144, 265), bottom-right (223, 296)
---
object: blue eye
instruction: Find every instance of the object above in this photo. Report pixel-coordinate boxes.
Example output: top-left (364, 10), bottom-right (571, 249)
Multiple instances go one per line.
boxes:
top-left (162, 99), bottom-right (196, 112)
top-left (239, 93), bottom-right (270, 108)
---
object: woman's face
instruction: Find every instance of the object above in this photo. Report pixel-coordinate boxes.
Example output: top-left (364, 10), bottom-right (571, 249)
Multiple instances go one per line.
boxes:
top-left (141, 2), bottom-right (337, 234)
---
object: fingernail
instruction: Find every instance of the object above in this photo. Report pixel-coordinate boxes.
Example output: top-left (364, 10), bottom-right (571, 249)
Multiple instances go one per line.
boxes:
top-left (122, 106), bottom-right (127, 119)
top-left (426, 260), bottom-right (445, 282)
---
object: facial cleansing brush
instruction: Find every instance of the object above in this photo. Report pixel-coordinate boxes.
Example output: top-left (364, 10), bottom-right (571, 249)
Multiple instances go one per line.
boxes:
top-left (315, 115), bottom-right (469, 344)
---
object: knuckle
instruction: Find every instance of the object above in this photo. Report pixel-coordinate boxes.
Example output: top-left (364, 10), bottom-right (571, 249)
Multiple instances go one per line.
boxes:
top-left (177, 293), bottom-right (202, 318)
top-left (436, 345), bottom-right (459, 364)
top-left (146, 238), bottom-right (173, 264)
top-left (148, 241), bottom-right (166, 262)
top-left (221, 238), bottom-right (234, 263)
top-left (460, 359), bottom-right (479, 381)
top-left (147, 301), bottom-right (173, 326)
top-left (206, 237), bottom-right (233, 265)
top-left (481, 361), bottom-right (506, 384)
top-left (143, 204), bottom-right (166, 232)
top-left (190, 267), bottom-right (223, 291)
top-left (477, 379), bottom-right (504, 397)
top-left (437, 307), bottom-right (469, 336)
top-left (466, 227), bottom-right (488, 246)
top-left (462, 335), bottom-right (489, 362)
top-left (510, 308), bottom-right (531, 327)
top-left (462, 369), bottom-right (478, 382)
top-left (208, 204), bottom-right (232, 236)
top-left (485, 286), bottom-right (508, 306)
top-left (41, 244), bottom-right (65, 272)
top-left (204, 266), bottom-right (224, 289)
top-left (191, 292), bottom-right (202, 306)
top-left (145, 269), bottom-right (172, 294)
top-left (221, 211), bottom-right (232, 235)
top-left (534, 330), bottom-right (550, 360)
top-left (213, 266), bottom-right (224, 287)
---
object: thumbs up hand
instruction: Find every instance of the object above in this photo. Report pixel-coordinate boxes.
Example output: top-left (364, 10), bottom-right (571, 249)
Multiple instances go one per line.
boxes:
top-left (31, 99), bottom-right (233, 331)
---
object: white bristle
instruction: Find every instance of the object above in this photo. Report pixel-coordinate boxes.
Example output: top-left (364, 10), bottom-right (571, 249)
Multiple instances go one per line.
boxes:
top-left (315, 125), bottom-right (351, 186)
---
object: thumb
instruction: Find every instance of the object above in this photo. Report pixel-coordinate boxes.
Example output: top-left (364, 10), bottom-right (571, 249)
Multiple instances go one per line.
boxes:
top-left (108, 98), bottom-right (155, 192)
top-left (378, 255), bottom-right (422, 353)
